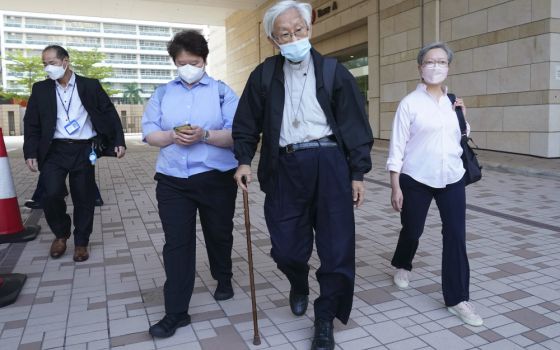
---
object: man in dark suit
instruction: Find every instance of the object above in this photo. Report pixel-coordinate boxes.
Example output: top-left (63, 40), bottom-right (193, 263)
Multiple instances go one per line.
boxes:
top-left (23, 45), bottom-right (125, 262)
top-left (232, 2), bottom-right (373, 349)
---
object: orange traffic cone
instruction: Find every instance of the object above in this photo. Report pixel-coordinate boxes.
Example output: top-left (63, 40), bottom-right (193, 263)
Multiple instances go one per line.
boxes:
top-left (0, 127), bottom-right (40, 243)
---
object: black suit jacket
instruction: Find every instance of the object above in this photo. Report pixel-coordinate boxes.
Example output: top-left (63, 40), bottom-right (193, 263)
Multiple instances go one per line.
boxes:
top-left (232, 49), bottom-right (373, 194)
top-left (23, 73), bottom-right (125, 169)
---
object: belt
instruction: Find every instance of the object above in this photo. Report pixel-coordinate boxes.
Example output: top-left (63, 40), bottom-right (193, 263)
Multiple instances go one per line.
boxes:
top-left (53, 138), bottom-right (93, 144)
top-left (280, 136), bottom-right (338, 154)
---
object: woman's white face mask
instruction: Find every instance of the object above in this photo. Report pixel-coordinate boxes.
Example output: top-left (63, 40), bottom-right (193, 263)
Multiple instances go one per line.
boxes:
top-left (421, 66), bottom-right (448, 85)
top-left (177, 64), bottom-right (205, 84)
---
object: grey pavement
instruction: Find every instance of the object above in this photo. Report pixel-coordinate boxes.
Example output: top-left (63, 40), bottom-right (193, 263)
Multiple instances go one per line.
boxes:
top-left (1, 135), bottom-right (559, 350)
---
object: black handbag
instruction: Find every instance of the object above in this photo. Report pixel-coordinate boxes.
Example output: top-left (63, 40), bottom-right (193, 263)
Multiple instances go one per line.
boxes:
top-left (448, 94), bottom-right (482, 185)
top-left (92, 134), bottom-right (117, 158)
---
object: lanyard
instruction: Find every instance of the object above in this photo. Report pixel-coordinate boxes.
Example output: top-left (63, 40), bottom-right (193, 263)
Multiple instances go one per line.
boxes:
top-left (55, 82), bottom-right (76, 121)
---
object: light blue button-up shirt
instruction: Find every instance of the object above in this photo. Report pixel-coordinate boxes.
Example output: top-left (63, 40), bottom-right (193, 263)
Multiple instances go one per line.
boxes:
top-left (142, 74), bottom-right (239, 178)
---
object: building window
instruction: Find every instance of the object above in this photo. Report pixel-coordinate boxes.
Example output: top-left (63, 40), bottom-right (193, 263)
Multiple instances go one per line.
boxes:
top-left (67, 36), bottom-right (101, 48)
top-left (140, 69), bottom-right (171, 80)
top-left (25, 17), bottom-right (63, 30)
top-left (4, 16), bottom-right (22, 27)
top-left (66, 20), bottom-right (100, 32)
top-left (139, 25), bottom-right (170, 37)
top-left (139, 40), bottom-right (167, 51)
top-left (105, 53), bottom-right (137, 64)
top-left (103, 23), bottom-right (137, 34)
top-left (25, 34), bottom-right (65, 46)
top-left (114, 68), bottom-right (138, 79)
top-left (5, 32), bottom-right (23, 44)
top-left (140, 54), bottom-right (171, 65)
top-left (104, 38), bottom-right (137, 50)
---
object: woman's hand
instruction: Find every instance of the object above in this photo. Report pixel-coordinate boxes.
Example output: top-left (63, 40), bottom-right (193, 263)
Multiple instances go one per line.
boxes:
top-left (454, 98), bottom-right (467, 117)
top-left (173, 126), bottom-right (204, 146)
top-left (391, 187), bottom-right (403, 212)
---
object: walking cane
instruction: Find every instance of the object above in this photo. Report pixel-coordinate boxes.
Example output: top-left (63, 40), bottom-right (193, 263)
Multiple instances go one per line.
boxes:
top-left (242, 176), bottom-right (261, 345)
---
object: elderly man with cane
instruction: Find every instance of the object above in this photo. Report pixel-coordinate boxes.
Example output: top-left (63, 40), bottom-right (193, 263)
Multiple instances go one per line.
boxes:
top-left (232, 1), bottom-right (373, 349)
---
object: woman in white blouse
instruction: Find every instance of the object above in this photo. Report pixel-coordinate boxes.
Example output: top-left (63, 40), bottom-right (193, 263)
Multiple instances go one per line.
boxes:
top-left (386, 42), bottom-right (483, 327)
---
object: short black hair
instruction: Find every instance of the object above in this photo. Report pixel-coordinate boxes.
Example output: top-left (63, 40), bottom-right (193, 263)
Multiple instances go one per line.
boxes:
top-left (42, 45), bottom-right (70, 60)
top-left (167, 30), bottom-right (208, 62)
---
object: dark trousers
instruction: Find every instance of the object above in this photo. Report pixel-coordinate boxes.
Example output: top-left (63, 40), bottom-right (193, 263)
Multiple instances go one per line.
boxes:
top-left (155, 169), bottom-right (237, 314)
top-left (264, 147), bottom-right (355, 323)
top-left (391, 174), bottom-right (470, 306)
top-left (32, 170), bottom-right (102, 201)
top-left (41, 142), bottom-right (96, 246)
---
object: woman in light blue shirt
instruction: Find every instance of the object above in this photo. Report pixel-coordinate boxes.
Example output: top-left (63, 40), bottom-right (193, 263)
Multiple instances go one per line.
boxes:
top-left (142, 30), bottom-right (239, 338)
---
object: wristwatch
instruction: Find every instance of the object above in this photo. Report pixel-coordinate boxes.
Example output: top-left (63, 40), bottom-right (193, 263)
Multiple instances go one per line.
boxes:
top-left (202, 129), bottom-right (210, 142)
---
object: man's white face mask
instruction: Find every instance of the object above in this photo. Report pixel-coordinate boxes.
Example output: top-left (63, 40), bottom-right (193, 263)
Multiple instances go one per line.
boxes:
top-left (44, 61), bottom-right (67, 80)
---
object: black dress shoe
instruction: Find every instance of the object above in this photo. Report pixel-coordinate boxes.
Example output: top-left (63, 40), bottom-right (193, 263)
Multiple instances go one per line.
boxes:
top-left (95, 198), bottom-right (104, 207)
top-left (311, 319), bottom-right (335, 350)
top-left (149, 313), bottom-right (191, 338)
top-left (289, 289), bottom-right (308, 316)
top-left (24, 200), bottom-right (42, 209)
top-left (214, 280), bottom-right (234, 301)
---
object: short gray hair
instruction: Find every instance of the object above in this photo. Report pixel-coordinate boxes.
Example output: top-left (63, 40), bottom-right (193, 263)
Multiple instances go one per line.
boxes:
top-left (263, 0), bottom-right (312, 39)
top-left (416, 42), bottom-right (454, 65)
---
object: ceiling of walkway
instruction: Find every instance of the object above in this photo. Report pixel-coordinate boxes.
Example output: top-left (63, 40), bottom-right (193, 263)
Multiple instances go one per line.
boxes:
top-left (0, 0), bottom-right (268, 25)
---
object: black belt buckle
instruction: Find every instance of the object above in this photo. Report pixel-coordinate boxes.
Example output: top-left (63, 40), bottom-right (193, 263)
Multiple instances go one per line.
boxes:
top-left (285, 144), bottom-right (295, 154)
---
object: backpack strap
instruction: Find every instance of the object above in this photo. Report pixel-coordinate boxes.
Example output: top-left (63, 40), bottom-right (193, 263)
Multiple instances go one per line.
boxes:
top-left (322, 57), bottom-right (337, 101)
top-left (448, 93), bottom-right (467, 136)
top-left (260, 56), bottom-right (277, 100)
top-left (156, 84), bottom-right (167, 102)
top-left (217, 80), bottom-right (225, 106)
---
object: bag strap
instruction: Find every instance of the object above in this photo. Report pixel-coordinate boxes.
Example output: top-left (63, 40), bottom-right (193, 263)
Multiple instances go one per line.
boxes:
top-left (322, 57), bottom-right (337, 101)
top-left (447, 93), bottom-right (467, 136)
top-left (261, 56), bottom-right (277, 100)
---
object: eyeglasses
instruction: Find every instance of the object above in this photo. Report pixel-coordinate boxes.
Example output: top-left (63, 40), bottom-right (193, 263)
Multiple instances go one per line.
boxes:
top-left (422, 60), bottom-right (449, 68)
top-left (273, 27), bottom-right (308, 44)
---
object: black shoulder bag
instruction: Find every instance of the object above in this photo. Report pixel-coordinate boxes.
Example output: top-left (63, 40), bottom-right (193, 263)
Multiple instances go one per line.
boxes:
top-left (448, 93), bottom-right (482, 185)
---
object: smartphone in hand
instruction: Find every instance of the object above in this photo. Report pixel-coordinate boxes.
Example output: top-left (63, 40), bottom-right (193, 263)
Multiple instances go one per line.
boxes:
top-left (173, 124), bottom-right (192, 133)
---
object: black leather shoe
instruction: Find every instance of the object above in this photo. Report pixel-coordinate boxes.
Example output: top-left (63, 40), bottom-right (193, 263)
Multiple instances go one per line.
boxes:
top-left (24, 200), bottom-right (42, 209)
top-left (214, 280), bottom-right (234, 301)
top-left (289, 289), bottom-right (308, 316)
top-left (149, 313), bottom-right (191, 338)
top-left (95, 198), bottom-right (104, 207)
top-left (311, 319), bottom-right (335, 350)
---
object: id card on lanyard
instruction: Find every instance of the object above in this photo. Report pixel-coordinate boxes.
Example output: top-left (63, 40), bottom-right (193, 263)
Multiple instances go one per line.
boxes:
top-left (57, 83), bottom-right (80, 135)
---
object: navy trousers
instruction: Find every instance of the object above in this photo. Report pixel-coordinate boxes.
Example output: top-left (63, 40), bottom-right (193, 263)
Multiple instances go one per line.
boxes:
top-left (33, 172), bottom-right (102, 202)
top-left (391, 174), bottom-right (470, 306)
top-left (155, 169), bottom-right (237, 314)
top-left (40, 141), bottom-right (96, 246)
top-left (264, 146), bottom-right (355, 323)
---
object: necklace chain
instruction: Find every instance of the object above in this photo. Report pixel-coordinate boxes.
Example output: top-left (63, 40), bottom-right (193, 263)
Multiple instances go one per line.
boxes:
top-left (285, 61), bottom-right (311, 128)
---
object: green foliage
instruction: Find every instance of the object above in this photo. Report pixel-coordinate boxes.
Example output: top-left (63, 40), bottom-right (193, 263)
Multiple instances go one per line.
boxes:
top-left (67, 48), bottom-right (117, 96)
top-left (1, 48), bottom-right (120, 101)
top-left (122, 83), bottom-right (144, 104)
top-left (0, 51), bottom-right (44, 101)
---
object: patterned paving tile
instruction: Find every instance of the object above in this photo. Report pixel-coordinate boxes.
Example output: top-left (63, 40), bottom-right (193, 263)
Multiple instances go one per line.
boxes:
top-left (1, 137), bottom-right (560, 349)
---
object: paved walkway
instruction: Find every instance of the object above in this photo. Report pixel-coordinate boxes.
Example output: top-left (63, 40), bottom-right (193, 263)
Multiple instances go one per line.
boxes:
top-left (1, 135), bottom-right (559, 350)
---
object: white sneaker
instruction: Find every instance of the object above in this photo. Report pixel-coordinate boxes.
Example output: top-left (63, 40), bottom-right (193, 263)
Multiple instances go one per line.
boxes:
top-left (448, 301), bottom-right (484, 326)
top-left (393, 269), bottom-right (410, 289)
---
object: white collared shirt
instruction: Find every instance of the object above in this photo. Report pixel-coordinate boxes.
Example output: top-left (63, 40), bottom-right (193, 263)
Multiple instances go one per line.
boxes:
top-left (279, 52), bottom-right (333, 146)
top-left (53, 72), bottom-right (96, 140)
top-left (386, 83), bottom-right (469, 188)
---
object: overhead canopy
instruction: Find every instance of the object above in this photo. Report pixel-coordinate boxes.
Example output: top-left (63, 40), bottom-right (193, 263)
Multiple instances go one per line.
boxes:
top-left (0, 0), bottom-right (267, 26)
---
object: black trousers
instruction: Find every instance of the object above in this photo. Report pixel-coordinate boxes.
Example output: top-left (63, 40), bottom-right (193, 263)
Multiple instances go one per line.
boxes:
top-left (264, 147), bottom-right (355, 324)
top-left (391, 174), bottom-right (470, 306)
top-left (41, 141), bottom-right (96, 246)
top-left (33, 172), bottom-right (102, 202)
top-left (155, 169), bottom-right (237, 314)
